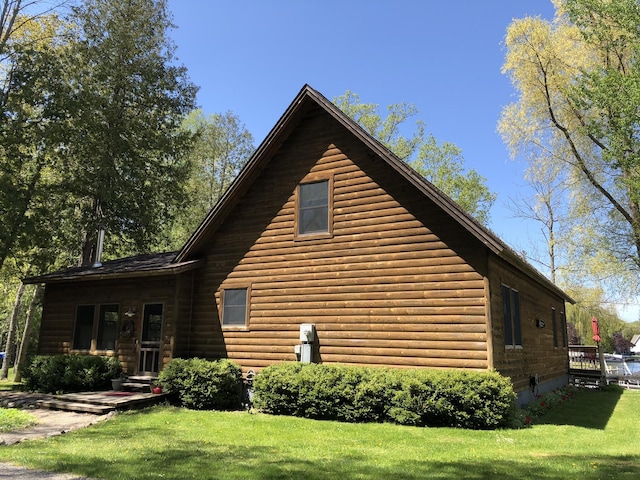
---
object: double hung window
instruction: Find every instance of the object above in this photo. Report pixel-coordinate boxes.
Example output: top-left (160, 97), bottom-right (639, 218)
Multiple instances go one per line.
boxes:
top-left (297, 178), bottom-right (331, 237)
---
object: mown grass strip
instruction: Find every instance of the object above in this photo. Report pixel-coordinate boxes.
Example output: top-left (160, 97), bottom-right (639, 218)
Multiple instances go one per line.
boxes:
top-left (0, 387), bottom-right (637, 479)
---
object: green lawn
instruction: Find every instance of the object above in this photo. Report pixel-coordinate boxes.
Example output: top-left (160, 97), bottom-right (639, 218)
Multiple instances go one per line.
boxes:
top-left (0, 408), bottom-right (37, 432)
top-left (0, 387), bottom-right (638, 479)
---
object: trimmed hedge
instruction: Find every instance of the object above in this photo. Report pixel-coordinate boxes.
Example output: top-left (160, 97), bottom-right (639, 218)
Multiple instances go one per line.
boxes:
top-left (253, 363), bottom-right (516, 429)
top-left (157, 358), bottom-right (242, 410)
top-left (20, 354), bottom-right (121, 394)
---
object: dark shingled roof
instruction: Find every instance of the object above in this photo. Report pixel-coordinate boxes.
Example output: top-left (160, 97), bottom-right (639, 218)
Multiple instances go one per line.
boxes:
top-left (23, 251), bottom-right (203, 284)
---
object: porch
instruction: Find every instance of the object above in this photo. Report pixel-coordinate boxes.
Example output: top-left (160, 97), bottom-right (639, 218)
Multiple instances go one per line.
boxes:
top-left (0, 389), bottom-right (166, 414)
top-left (568, 345), bottom-right (606, 387)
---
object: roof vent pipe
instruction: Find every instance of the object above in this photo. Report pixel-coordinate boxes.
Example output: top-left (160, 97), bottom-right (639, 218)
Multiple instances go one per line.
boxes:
top-left (92, 225), bottom-right (105, 268)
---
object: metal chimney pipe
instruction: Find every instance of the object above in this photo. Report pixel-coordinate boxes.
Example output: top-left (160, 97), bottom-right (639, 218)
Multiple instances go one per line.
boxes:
top-left (92, 225), bottom-right (105, 268)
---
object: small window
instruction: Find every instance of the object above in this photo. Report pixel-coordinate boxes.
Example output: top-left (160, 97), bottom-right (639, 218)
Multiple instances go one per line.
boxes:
top-left (561, 310), bottom-right (568, 348)
top-left (551, 308), bottom-right (558, 348)
top-left (96, 304), bottom-right (119, 350)
top-left (298, 179), bottom-right (329, 235)
top-left (222, 288), bottom-right (248, 326)
top-left (73, 305), bottom-right (95, 350)
top-left (502, 285), bottom-right (522, 348)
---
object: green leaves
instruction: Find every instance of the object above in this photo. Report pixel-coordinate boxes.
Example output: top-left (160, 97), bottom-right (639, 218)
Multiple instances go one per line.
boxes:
top-left (334, 91), bottom-right (496, 224)
top-left (501, 0), bottom-right (640, 298)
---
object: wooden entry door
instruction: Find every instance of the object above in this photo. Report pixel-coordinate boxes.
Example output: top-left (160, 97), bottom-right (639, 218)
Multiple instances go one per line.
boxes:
top-left (138, 303), bottom-right (163, 375)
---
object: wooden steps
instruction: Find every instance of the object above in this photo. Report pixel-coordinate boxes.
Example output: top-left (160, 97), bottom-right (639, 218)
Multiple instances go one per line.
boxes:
top-left (37, 398), bottom-right (115, 415)
top-left (121, 375), bottom-right (157, 393)
top-left (36, 388), bottom-right (166, 415)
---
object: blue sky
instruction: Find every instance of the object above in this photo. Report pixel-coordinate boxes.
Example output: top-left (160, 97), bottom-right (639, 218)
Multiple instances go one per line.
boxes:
top-left (165, 1), bottom-right (640, 321)
top-left (166, 3), bottom-right (564, 258)
top-left (166, 0), bottom-right (557, 253)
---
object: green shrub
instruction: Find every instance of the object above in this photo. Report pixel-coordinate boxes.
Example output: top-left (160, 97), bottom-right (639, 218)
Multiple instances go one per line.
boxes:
top-left (20, 354), bottom-right (121, 394)
top-left (253, 363), bottom-right (516, 430)
top-left (157, 358), bottom-right (242, 410)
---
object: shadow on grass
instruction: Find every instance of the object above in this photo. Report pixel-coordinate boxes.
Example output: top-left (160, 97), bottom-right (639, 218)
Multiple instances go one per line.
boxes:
top-left (536, 385), bottom-right (623, 430)
top-left (42, 440), bottom-right (640, 480)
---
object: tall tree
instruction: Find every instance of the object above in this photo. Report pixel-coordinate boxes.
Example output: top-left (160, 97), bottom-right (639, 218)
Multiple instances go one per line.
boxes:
top-left (334, 91), bottom-right (496, 224)
top-left (164, 110), bottom-right (254, 248)
top-left (64, 0), bottom-right (197, 265)
top-left (0, 282), bottom-right (23, 379)
top-left (500, 0), bottom-right (640, 295)
top-left (506, 153), bottom-right (570, 283)
top-left (0, 12), bottom-right (72, 273)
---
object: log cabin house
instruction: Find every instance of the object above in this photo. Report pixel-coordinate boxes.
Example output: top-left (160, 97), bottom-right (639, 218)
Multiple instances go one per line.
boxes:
top-left (24, 85), bottom-right (573, 403)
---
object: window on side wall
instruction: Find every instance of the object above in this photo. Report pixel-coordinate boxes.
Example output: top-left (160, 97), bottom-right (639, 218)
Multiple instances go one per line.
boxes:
top-left (221, 287), bottom-right (249, 327)
top-left (73, 305), bottom-right (95, 350)
top-left (552, 307), bottom-right (558, 348)
top-left (73, 304), bottom-right (119, 351)
top-left (97, 304), bottom-right (119, 350)
top-left (296, 178), bottom-right (332, 238)
top-left (502, 285), bottom-right (522, 348)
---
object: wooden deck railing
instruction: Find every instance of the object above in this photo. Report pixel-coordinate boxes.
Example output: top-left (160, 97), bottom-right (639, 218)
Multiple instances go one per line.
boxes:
top-left (568, 345), bottom-right (600, 371)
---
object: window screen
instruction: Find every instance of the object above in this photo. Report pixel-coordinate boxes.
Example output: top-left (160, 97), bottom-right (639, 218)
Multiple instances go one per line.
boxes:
top-left (298, 180), bottom-right (329, 235)
top-left (222, 288), bottom-right (248, 326)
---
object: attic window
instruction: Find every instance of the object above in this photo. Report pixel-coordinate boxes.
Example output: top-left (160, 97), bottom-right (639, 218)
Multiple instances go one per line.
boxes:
top-left (296, 177), bottom-right (333, 238)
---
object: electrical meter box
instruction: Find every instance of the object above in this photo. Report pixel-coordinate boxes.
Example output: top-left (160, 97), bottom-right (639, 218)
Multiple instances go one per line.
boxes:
top-left (300, 323), bottom-right (315, 343)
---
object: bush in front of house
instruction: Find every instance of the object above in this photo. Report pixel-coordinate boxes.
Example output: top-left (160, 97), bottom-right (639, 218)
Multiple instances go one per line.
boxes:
top-left (157, 358), bottom-right (242, 410)
top-left (20, 354), bottom-right (121, 394)
top-left (253, 363), bottom-right (516, 430)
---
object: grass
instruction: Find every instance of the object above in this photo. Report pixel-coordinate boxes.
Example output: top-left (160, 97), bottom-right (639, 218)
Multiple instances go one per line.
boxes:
top-left (0, 408), bottom-right (38, 432)
top-left (0, 387), bottom-right (638, 479)
top-left (0, 367), bottom-right (21, 391)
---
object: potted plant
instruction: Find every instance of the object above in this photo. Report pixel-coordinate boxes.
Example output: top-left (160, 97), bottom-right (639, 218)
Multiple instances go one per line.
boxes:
top-left (111, 375), bottom-right (124, 391)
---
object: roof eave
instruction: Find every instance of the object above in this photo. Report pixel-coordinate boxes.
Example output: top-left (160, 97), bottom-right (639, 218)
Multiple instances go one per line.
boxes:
top-left (23, 258), bottom-right (204, 285)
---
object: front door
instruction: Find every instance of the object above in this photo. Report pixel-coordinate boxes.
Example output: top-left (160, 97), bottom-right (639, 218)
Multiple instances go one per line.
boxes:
top-left (138, 303), bottom-right (163, 375)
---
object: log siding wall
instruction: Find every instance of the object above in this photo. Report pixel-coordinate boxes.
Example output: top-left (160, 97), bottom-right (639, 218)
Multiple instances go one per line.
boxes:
top-left (488, 255), bottom-right (569, 392)
top-left (188, 109), bottom-right (491, 372)
top-left (38, 274), bottom-right (187, 375)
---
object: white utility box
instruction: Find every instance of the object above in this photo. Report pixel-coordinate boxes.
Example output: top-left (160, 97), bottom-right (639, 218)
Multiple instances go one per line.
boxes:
top-left (299, 323), bottom-right (316, 343)
top-left (300, 343), bottom-right (313, 363)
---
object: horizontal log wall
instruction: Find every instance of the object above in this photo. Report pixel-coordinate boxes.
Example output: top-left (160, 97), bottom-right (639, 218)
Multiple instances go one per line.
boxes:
top-left (488, 255), bottom-right (568, 393)
top-left (39, 275), bottom-right (181, 375)
top-left (188, 107), bottom-right (491, 372)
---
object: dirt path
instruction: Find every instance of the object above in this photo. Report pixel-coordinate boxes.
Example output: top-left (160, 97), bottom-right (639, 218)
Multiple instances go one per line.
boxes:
top-left (0, 408), bottom-right (114, 445)
top-left (0, 392), bottom-right (112, 479)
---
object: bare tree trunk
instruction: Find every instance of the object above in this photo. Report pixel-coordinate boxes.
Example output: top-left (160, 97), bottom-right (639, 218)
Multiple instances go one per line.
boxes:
top-left (1, 282), bottom-right (24, 380)
top-left (13, 284), bottom-right (43, 383)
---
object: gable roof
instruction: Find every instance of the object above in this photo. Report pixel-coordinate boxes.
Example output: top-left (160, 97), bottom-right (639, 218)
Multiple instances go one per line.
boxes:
top-left (176, 84), bottom-right (573, 303)
top-left (25, 85), bottom-right (572, 303)
top-left (23, 252), bottom-right (202, 284)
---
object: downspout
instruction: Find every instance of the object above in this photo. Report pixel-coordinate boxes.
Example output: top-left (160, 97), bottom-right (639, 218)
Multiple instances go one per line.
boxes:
top-left (186, 269), bottom-right (195, 356)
